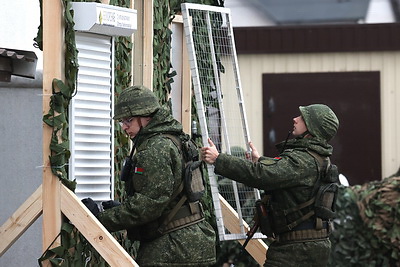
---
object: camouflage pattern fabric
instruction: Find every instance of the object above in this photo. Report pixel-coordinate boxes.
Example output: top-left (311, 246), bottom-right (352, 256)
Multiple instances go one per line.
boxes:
top-left (97, 107), bottom-right (216, 266)
top-left (214, 137), bottom-right (334, 266)
top-left (328, 170), bottom-right (400, 266)
top-left (113, 85), bottom-right (160, 120)
top-left (265, 239), bottom-right (331, 267)
top-left (299, 104), bottom-right (339, 142)
top-left (354, 174), bottom-right (400, 262)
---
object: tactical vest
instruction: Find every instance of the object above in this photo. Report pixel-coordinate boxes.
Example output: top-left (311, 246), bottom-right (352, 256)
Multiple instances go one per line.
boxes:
top-left (128, 134), bottom-right (206, 242)
top-left (260, 150), bottom-right (339, 242)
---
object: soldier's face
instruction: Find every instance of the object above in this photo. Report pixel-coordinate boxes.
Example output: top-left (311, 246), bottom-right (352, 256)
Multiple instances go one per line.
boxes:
top-left (121, 117), bottom-right (149, 138)
top-left (292, 116), bottom-right (308, 136)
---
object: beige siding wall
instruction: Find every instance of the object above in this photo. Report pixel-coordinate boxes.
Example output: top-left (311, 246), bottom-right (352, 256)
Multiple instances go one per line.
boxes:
top-left (238, 51), bottom-right (400, 178)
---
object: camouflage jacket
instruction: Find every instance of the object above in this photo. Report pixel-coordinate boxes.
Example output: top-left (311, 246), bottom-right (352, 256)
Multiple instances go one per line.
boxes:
top-left (214, 137), bottom-right (334, 229)
top-left (97, 107), bottom-right (216, 267)
top-left (214, 137), bottom-right (333, 265)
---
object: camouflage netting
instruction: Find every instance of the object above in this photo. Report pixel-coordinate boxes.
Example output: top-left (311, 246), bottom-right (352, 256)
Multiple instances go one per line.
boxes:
top-left (329, 167), bottom-right (400, 267)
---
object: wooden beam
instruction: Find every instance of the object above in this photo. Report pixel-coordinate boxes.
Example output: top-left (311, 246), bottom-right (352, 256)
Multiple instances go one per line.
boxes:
top-left (180, 27), bottom-right (191, 134)
top-left (60, 185), bottom-right (138, 266)
top-left (132, 0), bottom-right (153, 88)
top-left (42, 0), bottom-right (64, 252)
top-left (0, 185), bottom-right (43, 257)
top-left (171, 15), bottom-right (192, 134)
top-left (219, 194), bottom-right (268, 266)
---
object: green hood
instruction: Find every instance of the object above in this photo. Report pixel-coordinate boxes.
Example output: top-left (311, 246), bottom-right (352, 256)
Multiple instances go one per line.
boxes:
top-left (139, 106), bottom-right (183, 138)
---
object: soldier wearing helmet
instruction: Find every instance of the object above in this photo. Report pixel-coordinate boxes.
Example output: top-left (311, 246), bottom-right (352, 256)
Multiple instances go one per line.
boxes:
top-left (84, 85), bottom-right (216, 266)
top-left (298, 104), bottom-right (339, 142)
top-left (202, 104), bottom-right (339, 267)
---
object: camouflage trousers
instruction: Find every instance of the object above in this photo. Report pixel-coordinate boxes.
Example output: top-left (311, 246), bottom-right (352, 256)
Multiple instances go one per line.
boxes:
top-left (264, 238), bottom-right (331, 267)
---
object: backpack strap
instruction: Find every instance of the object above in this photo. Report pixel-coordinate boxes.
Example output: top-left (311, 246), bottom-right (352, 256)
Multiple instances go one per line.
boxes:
top-left (306, 150), bottom-right (331, 230)
top-left (273, 196), bottom-right (316, 233)
top-left (163, 134), bottom-right (182, 153)
top-left (307, 150), bottom-right (331, 178)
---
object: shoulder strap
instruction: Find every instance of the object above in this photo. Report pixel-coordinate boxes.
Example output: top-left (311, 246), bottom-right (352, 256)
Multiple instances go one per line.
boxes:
top-left (157, 134), bottom-right (187, 232)
top-left (163, 134), bottom-right (182, 153)
top-left (274, 197), bottom-right (316, 233)
top-left (307, 149), bottom-right (331, 171)
top-left (306, 150), bottom-right (332, 229)
top-left (307, 150), bottom-right (331, 177)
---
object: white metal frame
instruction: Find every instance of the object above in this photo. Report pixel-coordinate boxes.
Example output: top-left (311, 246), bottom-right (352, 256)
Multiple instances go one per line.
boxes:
top-left (182, 3), bottom-right (263, 241)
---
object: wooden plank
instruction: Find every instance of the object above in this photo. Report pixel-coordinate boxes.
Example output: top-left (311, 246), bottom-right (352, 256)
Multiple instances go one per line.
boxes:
top-left (219, 194), bottom-right (267, 266)
top-left (0, 185), bottom-right (43, 257)
top-left (176, 15), bottom-right (192, 134)
top-left (132, 0), bottom-right (153, 89)
top-left (181, 32), bottom-right (191, 134)
top-left (60, 185), bottom-right (138, 266)
top-left (170, 15), bottom-right (191, 133)
top-left (42, 0), bottom-right (64, 252)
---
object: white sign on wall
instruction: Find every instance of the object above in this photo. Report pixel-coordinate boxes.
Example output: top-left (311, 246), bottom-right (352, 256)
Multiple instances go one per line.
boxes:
top-left (71, 2), bottom-right (137, 36)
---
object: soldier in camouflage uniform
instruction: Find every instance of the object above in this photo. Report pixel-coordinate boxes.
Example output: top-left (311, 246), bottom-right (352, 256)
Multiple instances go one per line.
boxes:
top-left (85, 85), bottom-right (216, 266)
top-left (202, 104), bottom-right (339, 267)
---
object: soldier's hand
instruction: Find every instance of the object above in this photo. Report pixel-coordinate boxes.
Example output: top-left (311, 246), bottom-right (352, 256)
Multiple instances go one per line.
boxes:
top-left (102, 200), bottom-right (121, 210)
top-left (248, 141), bottom-right (260, 163)
top-left (201, 138), bottom-right (219, 164)
top-left (81, 198), bottom-right (100, 217)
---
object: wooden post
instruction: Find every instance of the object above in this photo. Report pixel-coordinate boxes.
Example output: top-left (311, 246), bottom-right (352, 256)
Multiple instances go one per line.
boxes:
top-left (132, 0), bottom-right (153, 89)
top-left (180, 31), bottom-right (191, 134)
top-left (171, 15), bottom-right (192, 134)
top-left (42, 0), bottom-right (64, 252)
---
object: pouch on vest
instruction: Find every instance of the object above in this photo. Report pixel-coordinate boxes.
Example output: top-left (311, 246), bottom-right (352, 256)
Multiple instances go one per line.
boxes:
top-left (309, 151), bottom-right (340, 220)
top-left (164, 134), bottom-right (206, 203)
top-left (314, 163), bottom-right (339, 219)
top-left (314, 182), bottom-right (338, 219)
top-left (257, 196), bottom-right (275, 237)
top-left (120, 135), bottom-right (140, 196)
top-left (184, 160), bottom-right (205, 202)
top-left (323, 163), bottom-right (339, 183)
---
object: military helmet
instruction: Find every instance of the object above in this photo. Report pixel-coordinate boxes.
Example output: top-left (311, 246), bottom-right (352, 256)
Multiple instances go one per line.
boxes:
top-left (299, 104), bottom-right (339, 141)
top-left (113, 85), bottom-right (160, 120)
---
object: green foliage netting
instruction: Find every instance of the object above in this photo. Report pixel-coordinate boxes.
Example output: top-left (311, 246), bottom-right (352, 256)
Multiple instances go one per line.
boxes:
top-left (329, 170), bottom-right (400, 267)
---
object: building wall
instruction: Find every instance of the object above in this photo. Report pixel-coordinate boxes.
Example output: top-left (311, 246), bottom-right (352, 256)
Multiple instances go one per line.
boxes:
top-left (224, 0), bottom-right (275, 27)
top-left (0, 74), bottom-right (43, 266)
top-left (238, 51), bottom-right (400, 178)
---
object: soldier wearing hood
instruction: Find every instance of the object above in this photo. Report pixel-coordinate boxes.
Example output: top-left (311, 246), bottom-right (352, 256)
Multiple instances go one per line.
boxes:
top-left (84, 85), bottom-right (216, 266)
top-left (202, 104), bottom-right (339, 267)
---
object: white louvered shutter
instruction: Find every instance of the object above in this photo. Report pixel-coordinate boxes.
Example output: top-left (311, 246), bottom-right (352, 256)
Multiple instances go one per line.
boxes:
top-left (69, 32), bottom-right (114, 201)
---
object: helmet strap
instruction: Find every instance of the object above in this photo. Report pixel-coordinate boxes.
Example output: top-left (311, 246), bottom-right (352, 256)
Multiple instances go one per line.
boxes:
top-left (298, 130), bottom-right (312, 139)
top-left (131, 125), bottom-right (143, 142)
top-left (280, 131), bottom-right (292, 154)
top-left (137, 117), bottom-right (143, 128)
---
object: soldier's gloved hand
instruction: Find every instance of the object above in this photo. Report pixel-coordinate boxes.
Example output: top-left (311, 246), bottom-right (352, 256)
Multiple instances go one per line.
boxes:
top-left (102, 200), bottom-right (121, 210)
top-left (81, 198), bottom-right (100, 217)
